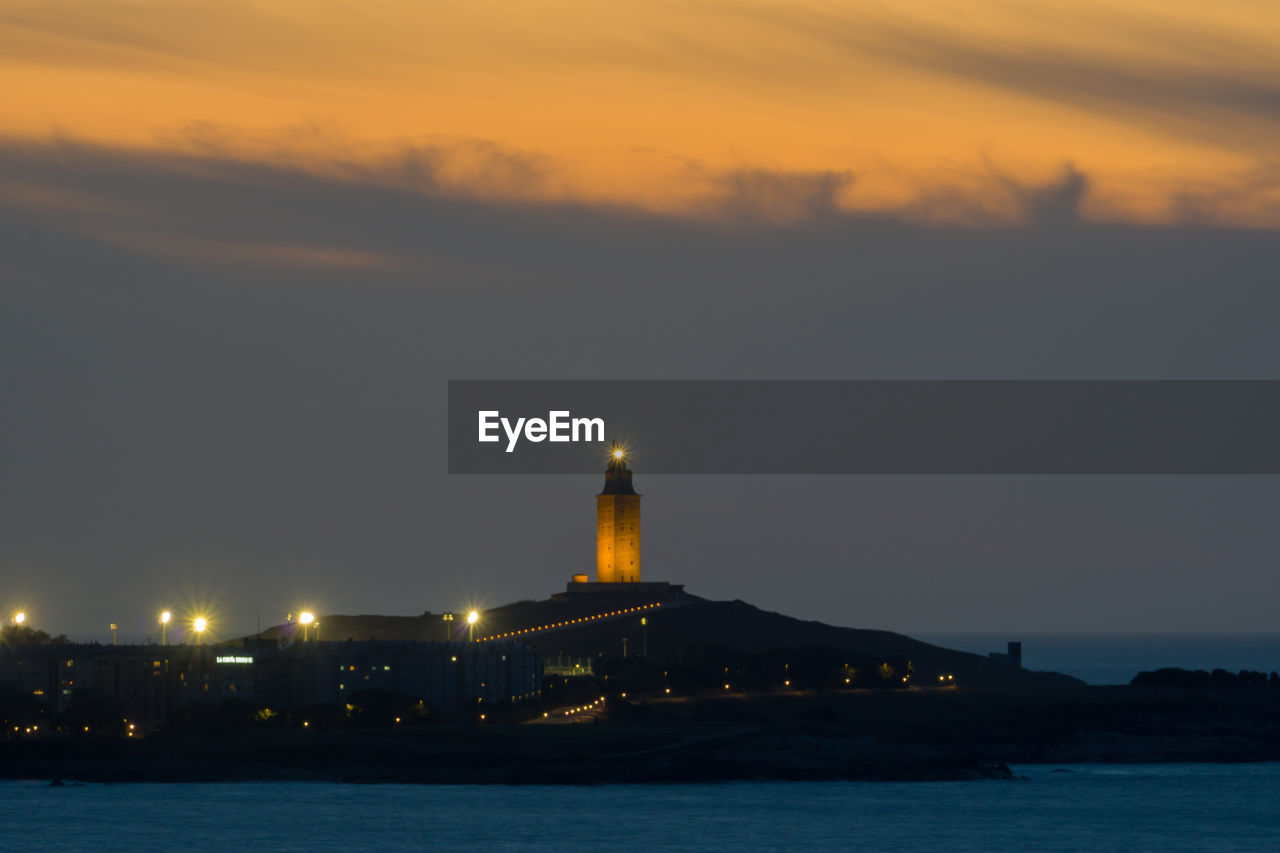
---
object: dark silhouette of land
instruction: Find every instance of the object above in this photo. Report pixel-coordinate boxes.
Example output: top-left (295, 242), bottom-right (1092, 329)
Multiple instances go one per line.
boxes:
top-left (6, 594), bottom-right (1278, 784)
top-left (257, 592), bottom-right (1080, 689)
top-left (4, 685), bottom-right (1278, 784)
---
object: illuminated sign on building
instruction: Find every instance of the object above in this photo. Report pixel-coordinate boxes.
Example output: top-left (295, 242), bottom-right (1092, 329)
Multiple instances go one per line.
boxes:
top-left (215, 656), bottom-right (254, 664)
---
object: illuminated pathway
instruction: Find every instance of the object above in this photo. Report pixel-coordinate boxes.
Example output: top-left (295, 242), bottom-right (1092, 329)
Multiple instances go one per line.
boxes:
top-left (474, 601), bottom-right (667, 643)
top-left (528, 696), bottom-right (608, 724)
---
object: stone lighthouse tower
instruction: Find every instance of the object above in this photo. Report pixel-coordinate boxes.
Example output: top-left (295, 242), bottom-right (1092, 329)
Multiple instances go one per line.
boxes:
top-left (596, 446), bottom-right (641, 583)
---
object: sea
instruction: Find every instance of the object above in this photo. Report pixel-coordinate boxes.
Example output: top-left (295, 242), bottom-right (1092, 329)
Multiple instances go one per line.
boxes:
top-left (913, 633), bottom-right (1280, 685)
top-left (3, 764), bottom-right (1278, 851)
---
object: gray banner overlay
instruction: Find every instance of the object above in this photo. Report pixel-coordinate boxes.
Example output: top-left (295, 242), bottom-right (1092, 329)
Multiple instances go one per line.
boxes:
top-left (448, 381), bottom-right (1280, 474)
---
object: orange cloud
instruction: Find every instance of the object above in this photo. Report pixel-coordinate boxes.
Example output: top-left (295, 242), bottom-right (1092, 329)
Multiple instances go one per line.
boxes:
top-left (2, 1), bottom-right (1279, 225)
top-left (96, 231), bottom-right (401, 271)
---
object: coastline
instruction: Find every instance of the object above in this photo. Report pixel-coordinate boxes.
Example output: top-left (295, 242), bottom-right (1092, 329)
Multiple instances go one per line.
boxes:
top-left (5, 685), bottom-right (1277, 785)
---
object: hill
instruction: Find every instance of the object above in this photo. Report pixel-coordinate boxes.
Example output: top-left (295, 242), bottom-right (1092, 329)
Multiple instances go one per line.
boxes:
top-left (253, 588), bottom-right (1079, 688)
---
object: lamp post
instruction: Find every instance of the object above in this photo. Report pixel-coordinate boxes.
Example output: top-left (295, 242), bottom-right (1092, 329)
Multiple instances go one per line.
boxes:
top-left (12, 612), bottom-right (26, 626)
top-left (640, 616), bottom-right (647, 658)
top-left (299, 611), bottom-right (315, 642)
top-left (466, 610), bottom-right (479, 642)
top-left (441, 612), bottom-right (455, 641)
top-left (109, 623), bottom-right (118, 646)
top-left (193, 616), bottom-right (208, 644)
top-left (160, 611), bottom-right (171, 645)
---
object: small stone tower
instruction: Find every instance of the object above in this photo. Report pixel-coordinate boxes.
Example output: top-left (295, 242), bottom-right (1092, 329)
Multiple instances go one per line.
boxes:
top-left (596, 446), bottom-right (641, 583)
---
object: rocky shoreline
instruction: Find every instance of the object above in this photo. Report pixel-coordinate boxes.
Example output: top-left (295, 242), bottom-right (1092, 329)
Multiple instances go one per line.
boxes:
top-left (4, 685), bottom-right (1277, 784)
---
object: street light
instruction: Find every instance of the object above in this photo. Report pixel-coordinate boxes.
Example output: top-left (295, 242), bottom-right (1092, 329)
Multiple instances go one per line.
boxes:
top-left (109, 623), bottom-right (118, 645)
top-left (13, 612), bottom-right (26, 626)
top-left (160, 611), bottom-right (171, 645)
top-left (467, 610), bottom-right (479, 642)
top-left (640, 616), bottom-right (647, 657)
top-left (299, 611), bottom-right (315, 642)
top-left (193, 616), bottom-right (208, 644)
top-left (441, 612), bottom-right (455, 641)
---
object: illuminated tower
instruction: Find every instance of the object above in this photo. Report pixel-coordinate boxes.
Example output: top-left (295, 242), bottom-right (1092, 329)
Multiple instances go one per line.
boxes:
top-left (596, 446), bottom-right (641, 583)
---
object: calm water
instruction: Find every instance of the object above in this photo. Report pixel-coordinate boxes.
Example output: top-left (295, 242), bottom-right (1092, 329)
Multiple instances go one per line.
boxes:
top-left (2, 765), bottom-right (1278, 852)
top-left (914, 633), bottom-right (1280, 684)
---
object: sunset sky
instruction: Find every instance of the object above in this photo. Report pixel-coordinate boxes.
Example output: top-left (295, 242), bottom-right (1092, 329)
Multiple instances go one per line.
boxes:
top-left (3, 2), bottom-right (1279, 639)
top-left (4, 0), bottom-right (1280, 224)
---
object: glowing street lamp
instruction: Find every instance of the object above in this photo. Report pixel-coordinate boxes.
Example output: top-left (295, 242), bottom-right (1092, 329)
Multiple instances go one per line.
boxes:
top-left (299, 611), bottom-right (315, 642)
top-left (467, 610), bottom-right (479, 642)
top-left (13, 612), bottom-right (26, 626)
top-left (193, 616), bottom-right (208, 643)
top-left (160, 611), bottom-right (171, 645)
top-left (640, 616), bottom-right (648, 658)
top-left (109, 623), bottom-right (118, 645)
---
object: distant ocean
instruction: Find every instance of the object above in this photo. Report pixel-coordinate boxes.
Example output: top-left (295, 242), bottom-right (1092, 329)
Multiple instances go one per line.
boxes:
top-left (914, 633), bottom-right (1280, 685)
top-left (4, 765), bottom-right (1279, 851)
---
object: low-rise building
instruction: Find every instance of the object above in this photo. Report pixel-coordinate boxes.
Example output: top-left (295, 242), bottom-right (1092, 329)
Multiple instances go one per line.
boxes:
top-left (0, 639), bottom-right (541, 731)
